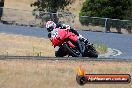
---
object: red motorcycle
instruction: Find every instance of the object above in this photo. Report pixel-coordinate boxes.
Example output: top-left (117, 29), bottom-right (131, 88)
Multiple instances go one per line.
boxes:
top-left (50, 28), bottom-right (98, 58)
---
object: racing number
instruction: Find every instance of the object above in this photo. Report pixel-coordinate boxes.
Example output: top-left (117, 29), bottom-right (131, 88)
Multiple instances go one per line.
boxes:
top-left (51, 29), bottom-right (59, 38)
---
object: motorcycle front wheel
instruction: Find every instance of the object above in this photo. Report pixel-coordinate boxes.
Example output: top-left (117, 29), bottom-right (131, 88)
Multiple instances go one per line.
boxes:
top-left (63, 43), bottom-right (82, 57)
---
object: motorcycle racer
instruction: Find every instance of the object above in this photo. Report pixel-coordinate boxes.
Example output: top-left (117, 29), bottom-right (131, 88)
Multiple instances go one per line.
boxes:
top-left (46, 21), bottom-right (88, 57)
top-left (46, 21), bottom-right (88, 42)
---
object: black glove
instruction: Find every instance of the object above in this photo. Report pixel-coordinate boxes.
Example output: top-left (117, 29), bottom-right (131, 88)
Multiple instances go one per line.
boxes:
top-left (48, 33), bottom-right (51, 38)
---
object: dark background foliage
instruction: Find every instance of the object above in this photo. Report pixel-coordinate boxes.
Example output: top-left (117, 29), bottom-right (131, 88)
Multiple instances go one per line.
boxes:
top-left (80, 0), bottom-right (132, 20)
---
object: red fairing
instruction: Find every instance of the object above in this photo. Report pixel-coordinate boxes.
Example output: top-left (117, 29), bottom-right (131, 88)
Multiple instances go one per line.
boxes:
top-left (66, 41), bottom-right (76, 48)
top-left (51, 37), bottom-right (61, 46)
top-left (51, 28), bottom-right (79, 47)
top-left (67, 32), bottom-right (79, 42)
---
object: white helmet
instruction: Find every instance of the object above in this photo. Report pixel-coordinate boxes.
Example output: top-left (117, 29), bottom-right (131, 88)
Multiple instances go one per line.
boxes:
top-left (46, 21), bottom-right (56, 32)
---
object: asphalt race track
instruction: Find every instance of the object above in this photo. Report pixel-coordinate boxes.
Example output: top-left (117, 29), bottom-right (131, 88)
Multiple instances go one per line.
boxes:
top-left (0, 56), bottom-right (132, 61)
top-left (0, 23), bottom-right (132, 59)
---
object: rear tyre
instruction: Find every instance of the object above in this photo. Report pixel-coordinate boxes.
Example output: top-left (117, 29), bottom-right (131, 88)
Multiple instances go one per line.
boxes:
top-left (85, 44), bottom-right (98, 58)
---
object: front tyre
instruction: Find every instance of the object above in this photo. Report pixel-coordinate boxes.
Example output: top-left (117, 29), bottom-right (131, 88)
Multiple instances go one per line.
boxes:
top-left (55, 47), bottom-right (67, 57)
top-left (63, 43), bottom-right (82, 57)
top-left (55, 51), bottom-right (64, 57)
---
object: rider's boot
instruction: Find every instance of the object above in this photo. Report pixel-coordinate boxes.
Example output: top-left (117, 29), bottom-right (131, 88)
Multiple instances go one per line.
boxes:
top-left (76, 40), bottom-right (84, 57)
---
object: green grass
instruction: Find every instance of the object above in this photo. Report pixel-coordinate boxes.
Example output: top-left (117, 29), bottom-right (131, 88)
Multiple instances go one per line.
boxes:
top-left (93, 42), bottom-right (108, 54)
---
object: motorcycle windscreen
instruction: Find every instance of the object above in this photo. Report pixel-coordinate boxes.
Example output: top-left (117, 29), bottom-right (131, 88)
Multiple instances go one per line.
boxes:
top-left (58, 29), bottom-right (79, 44)
top-left (51, 29), bottom-right (79, 46)
top-left (51, 38), bottom-right (61, 46)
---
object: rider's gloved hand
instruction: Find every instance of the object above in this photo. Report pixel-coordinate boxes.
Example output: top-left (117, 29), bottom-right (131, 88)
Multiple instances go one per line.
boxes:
top-left (48, 33), bottom-right (51, 38)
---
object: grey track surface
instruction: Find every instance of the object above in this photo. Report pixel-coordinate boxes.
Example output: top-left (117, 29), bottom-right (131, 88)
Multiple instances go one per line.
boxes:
top-left (0, 23), bottom-right (132, 59)
top-left (0, 23), bottom-right (48, 38)
top-left (0, 56), bottom-right (132, 61)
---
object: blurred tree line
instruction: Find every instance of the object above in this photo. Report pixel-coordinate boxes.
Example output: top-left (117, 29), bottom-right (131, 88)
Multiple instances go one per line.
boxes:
top-left (79, 0), bottom-right (132, 33)
top-left (80, 0), bottom-right (132, 20)
top-left (31, 0), bottom-right (75, 23)
top-left (31, 0), bottom-right (132, 22)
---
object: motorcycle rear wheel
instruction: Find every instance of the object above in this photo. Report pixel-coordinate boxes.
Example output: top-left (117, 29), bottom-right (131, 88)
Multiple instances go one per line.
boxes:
top-left (85, 44), bottom-right (98, 58)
